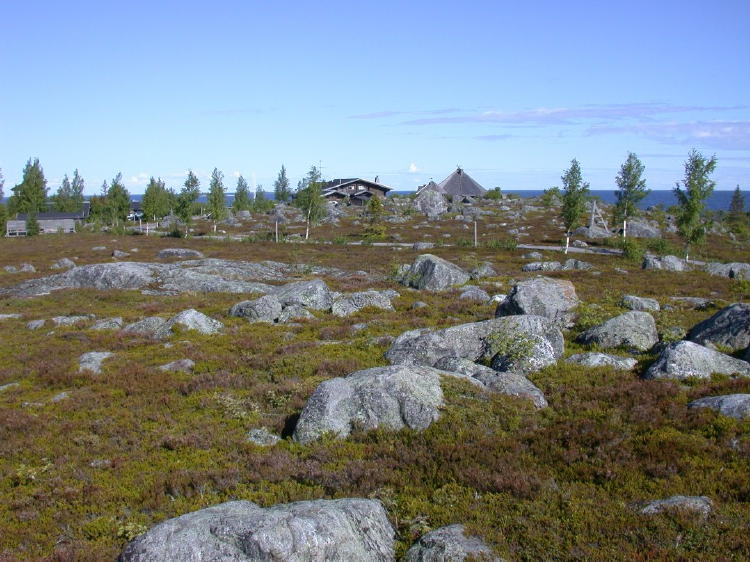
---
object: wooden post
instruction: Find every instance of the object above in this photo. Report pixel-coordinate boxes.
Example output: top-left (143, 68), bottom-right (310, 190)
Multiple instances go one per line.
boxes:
top-left (275, 219), bottom-right (278, 243)
top-left (473, 221), bottom-right (477, 247)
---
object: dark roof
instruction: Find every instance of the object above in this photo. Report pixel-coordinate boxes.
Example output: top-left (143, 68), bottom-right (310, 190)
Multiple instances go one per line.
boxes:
top-left (416, 180), bottom-right (445, 195)
top-left (322, 178), bottom-right (392, 193)
top-left (16, 211), bottom-right (84, 220)
top-left (437, 168), bottom-right (486, 197)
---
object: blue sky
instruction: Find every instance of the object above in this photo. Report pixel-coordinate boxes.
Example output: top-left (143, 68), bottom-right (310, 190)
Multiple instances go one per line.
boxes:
top-left (1, 0), bottom-right (748, 194)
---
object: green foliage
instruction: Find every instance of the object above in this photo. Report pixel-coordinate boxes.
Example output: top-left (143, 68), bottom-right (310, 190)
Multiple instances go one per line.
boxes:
top-left (540, 186), bottom-right (561, 207)
top-left (176, 171), bottom-right (201, 227)
top-left (207, 168), bottom-right (227, 221)
top-left (727, 185), bottom-right (748, 237)
top-left (9, 157), bottom-right (48, 215)
top-left (561, 159), bottom-right (590, 234)
top-left (645, 237), bottom-right (677, 256)
top-left (484, 237), bottom-right (518, 251)
top-left (0, 166), bottom-right (4, 200)
top-left (253, 185), bottom-right (274, 213)
top-left (674, 150), bottom-right (717, 259)
top-left (232, 176), bottom-right (252, 212)
top-left (25, 212), bottom-right (40, 235)
top-left (98, 173), bottom-right (131, 225)
top-left (295, 166), bottom-right (327, 237)
top-left (273, 164), bottom-right (291, 203)
top-left (615, 237), bottom-right (645, 262)
top-left (142, 177), bottom-right (173, 220)
top-left (614, 152), bottom-right (649, 225)
top-left (0, 204), bottom-right (7, 235)
top-left (485, 187), bottom-right (502, 200)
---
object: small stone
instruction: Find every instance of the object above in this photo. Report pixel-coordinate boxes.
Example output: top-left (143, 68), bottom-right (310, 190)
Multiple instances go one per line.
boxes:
top-left (157, 248), bottom-right (205, 259)
top-left (26, 319), bottom-right (45, 330)
top-left (112, 249), bottom-right (130, 258)
top-left (91, 317), bottom-right (124, 331)
top-left (79, 351), bottom-right (113, 374)
top-left (640, 495), bottom-right (713, 517)
top-left (159, 359), bottom-right (195, 373)
top-left (246, 427), bottom-right (281, 446)
top-left (622, 295), bottom-right (660, 312)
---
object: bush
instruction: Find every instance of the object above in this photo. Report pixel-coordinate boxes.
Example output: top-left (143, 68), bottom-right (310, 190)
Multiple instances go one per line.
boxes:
top-left (25, 213), bottom-right (40, 236)
top-left (168, 227), bottom-right (184, 238)
top-left (484, 237), bottom-right (518, 251)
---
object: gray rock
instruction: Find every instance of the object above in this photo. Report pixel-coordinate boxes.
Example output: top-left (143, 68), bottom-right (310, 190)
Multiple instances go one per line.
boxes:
top-left (157, 248), bottom-right (205, 259)
top-left (331, 290), bottom-right (394, 317)
top-left (577, 311), bottom-right (658, 351)
top-left (19, 263), bottom-right (36, 273)
top-left (562, 259), bottom-right (593, 271)
top-left (469, 261), bottom-right (497, 280)
top-left (643, 341), bottom-right (750, 380)
top-left (642, 255), bottom-right (690, 272)
top-left (159, 359), bottom-right (195, 373)
top-left (622, 295), bottom-right (660, 312)
top-left (26, 319), bottom-right (45, 330)
top-left (112, 250), bottom-right (130, 258)
top-left (670, 296), bottom-right (713, 310)
top-left (153, 309), bottom-right (224, 339)
top-left (386, 315), bottom-right (563, 373)
top-left (688, 394), bottom-right (750, 420)
top-left (0, 313), bottom-right (22, 321)
top-left (119, 498), bottom-right (394, 562)
top-left (91, 246), bottom-right (107, 251)
top-left (79, 351), bottom-right (113, 374)
top-left (229, 295), bottom-right (283, 323)
top-left (246, 428), bottom-right (281, 446)
top-left (625, 220), bottom-right (661, 238)
top-left (399, 254), bottom-right (470, 291)
top-left (52, 315), bottom-right (92, 327)
top-left (521, 261), bottom-right (561, 272)
top-left (434, 357), bottom-right (547, 408)
top-left (91, 317), bottom-right (124, 331)
top-left (566, 352), bottom-right (638, 370)
top-left (404, 524), bottom-right (499, 562)
top-left (122, 317), bottom-right (167, 336)
top-left (573, 225), bottom-right (610, 239)
top-left (521, 252), bottom-right (543, 260)
top-left (414, 190), bottom-right (449, 219)
top-left (273, 279), bottom-right (333, 311)
top-left (704, 262), bottom-right (750, 280)
top-left (293, 365), bottom-right (444, 444)
top-left (572, 240), bottom-right (588, 248)
top-left (0, 382), bottom-right (20, 393)
top-left (411, 301), bottom-right (428, 310)
top-left (686, 303), bottom-right (750, 352)
top-left (640, 496), bottom-right (713, 517)
top-left (495, 277), bottom-right (579, 327)
top-left (50, 391), bottom-right (70, 403)
top-left (413, 242), bottom-right (435, 251)
top-left (278, 305), bottom-right (315, 323)
top-left (459, 286), bottom-right (490, 302)
top-left (50, 258), bottom-right (76, 270)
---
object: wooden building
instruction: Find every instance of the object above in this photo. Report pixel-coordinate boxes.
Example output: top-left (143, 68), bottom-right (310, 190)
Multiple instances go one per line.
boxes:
top-left (321, 178), bottom-right (392, 206)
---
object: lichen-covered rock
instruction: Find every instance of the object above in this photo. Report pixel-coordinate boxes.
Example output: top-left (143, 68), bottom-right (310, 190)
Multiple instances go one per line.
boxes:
top-left (640, 495), bottom-right (713, 517)
top-left (562, 259), bottom-right (593, 271)
top-left (273, 279), bottom-right (333, 311)
top-left (688, 394), bottom-right (750, 420)
top-left (119, 498), bottom-right (395, 561)
top-left (577, 311), bottom-right (658, 351)
top-left (686, 303), bottom-right (750, 352)
top-left (293, 365), bottom-right (444, 444)
top-left (153, 309), bottom-right (224, 339)
top-left (642, 255), bottom-right (690, 271)
top-left (469, 261), bottom-right (497, 279)
top-left (521, 261), bottom-right (561, 272)
top-left (495, 277), bottom-right (579, 327)
top-left (122, 317), bottom-right (167, 336)
top-left (112, 250), bottom-right (130, 258)
top-left (386, 315), bottom-right (563, 370)
top-left (159, 359), bottom-right (195, 373)
top-left (52, 315), bottom-right (92, 327)
top-left (79, 352), bottom-right (113, 374)
top-left (704, 262), bottom-right (750, 280)
top-left (413, 189), bottom-right (449, 219)
top-left (625, 220), bottom-right (661, 239)
top-left (458, 286), bottom-right (490, 302)
top-left (434, 357), bottom-right (547, 408)
top-left (229, 295), bottom-right (283, 323)
top-left (621, 295), bottom-right (660, 312)
top-left (246, 428), bottom-right (281, 446)
top-left (331, 290), bottom-right (394, 317)
top-left (50, 257), bottom-right (76, 270)
top-left (91, 317), bottom-right (124, 331)
top-left (565, 352), bottom-right (638, 370)
top-left (399, 254), bottom-right (470, 291)
top-left (157, 248), bottom-right (205, 259)
top-left (643, 341), bottom-right (750, 380)
top-left (404, 524), bottom-right (500, 562)
top-left (278, 305), bottom-right (315, 323)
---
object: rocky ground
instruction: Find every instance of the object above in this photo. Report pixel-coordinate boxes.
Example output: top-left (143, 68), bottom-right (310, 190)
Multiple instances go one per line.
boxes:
top-left (0, 194), bottom-right (749, 560)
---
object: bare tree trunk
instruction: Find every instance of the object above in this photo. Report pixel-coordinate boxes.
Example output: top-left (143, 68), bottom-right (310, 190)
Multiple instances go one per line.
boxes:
top-left (305, 208), bottom-right (311, 240)
top-left (622, 219), bottom-right (627, 238)
top-left (564, 234), bottom-right (570, 254)
top-left (473, 221), bottom-right (477, 247)
top-left (275, 220), bottom-right (278, 243)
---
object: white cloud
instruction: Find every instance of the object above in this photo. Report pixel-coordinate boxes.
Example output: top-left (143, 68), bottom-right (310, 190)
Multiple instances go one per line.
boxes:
top-left (408, 163), bottom-right (420, 173)
top-left (233, 171), bottom-right (241, 178)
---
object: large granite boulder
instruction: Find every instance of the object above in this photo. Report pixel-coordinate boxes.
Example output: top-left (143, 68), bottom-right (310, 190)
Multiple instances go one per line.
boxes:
top-left (688, 394), bottom-right (750, 420)
top-left (404, 524), bottom-right (499, 561)
top-left (625, 220), bottom-right (661, 239)
top-left (399, 254), bottom-right (470, 291)
top-left (686, 303), bottom-right (750, 352)
top-left (153, 309), bottom-right (224, 339)
top-left (229, 295), bottom-right (283, 323)
top-left (122, 317), bottom-right (167, 336)
top-left (642, 255), bottom-right (690, 272)
top-left (119, 498), bottom-right (394, 561)
top-left (458, 286), bottom-right (490, 302)
top-left (621, 295), bottom-right (660, 312)
top-left (704, 262), bottom-right (750, 280)
top-left (157, 248), bottom-right (205, 259)
top-left (273, 279), bottom-right (333, 311)
top-left (495, 277), bottom-right (579, 327)
top-left (413, 189), bottom-right (449, 219)
top-left (434, 357), bottom-right (547, 408)
top-left (293, 365), bottom-right (444, 444)
top-left (565, 352), bottom-right (638, 370)
top-left (639, 496), bottom-right (713, 517)
top-left (577, 311), bottom-right (658, 351)
top-left (331, 290), bottom-right (395, 317)
top-left (386, 315), bottom-right (563, 371)
top-left (643, 341), bottom-right (750, 380)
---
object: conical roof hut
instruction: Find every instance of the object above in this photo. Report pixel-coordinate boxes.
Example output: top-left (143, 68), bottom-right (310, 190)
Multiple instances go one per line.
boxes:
top-left (437, 167), bottom-right (486, 197)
